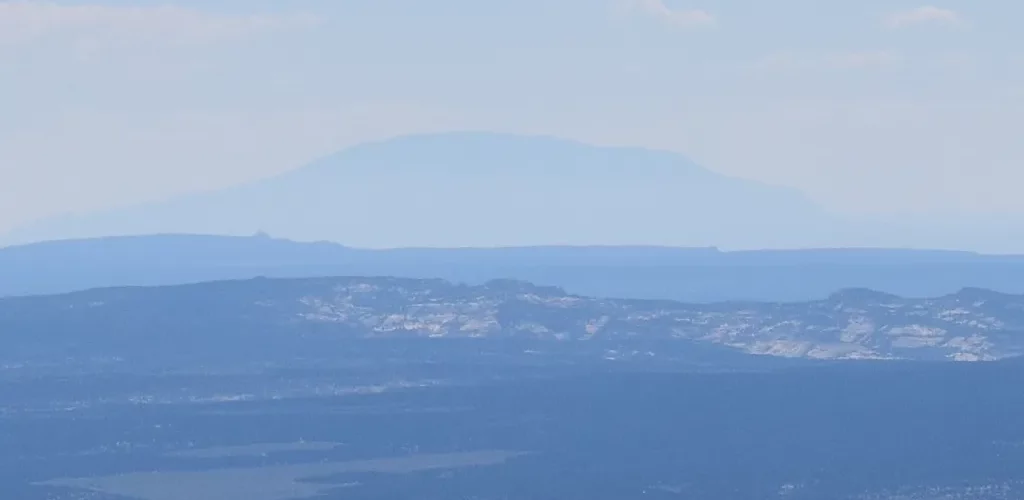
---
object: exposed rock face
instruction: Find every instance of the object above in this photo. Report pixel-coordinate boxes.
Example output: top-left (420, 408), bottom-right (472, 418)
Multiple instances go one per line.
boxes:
top-left (5, 277), bottom-right (1024, 363)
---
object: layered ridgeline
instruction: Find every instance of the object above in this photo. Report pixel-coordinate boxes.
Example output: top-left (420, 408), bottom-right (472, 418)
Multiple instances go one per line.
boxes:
top-left (4, 276), bottom-right (1024, 364)
top-left (3, 132), bottom-right (832, 249)
top-left (7, 234), bottom-right (1024, 301)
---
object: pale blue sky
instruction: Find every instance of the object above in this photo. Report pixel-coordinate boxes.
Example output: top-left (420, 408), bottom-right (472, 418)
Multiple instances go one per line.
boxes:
top-left (1, 0), bottom-right (1022, 234)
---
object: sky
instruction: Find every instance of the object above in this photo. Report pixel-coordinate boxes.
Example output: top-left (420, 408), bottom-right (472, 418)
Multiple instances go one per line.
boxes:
top-left (1, 0), bottom-right (1023, 236)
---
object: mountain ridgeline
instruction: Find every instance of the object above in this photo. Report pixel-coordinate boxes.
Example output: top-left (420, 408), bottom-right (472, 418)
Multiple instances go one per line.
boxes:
top-left (7, 234), bottom-right (1024, 302)
top-left (5, 276), bottom-right (1024, 365)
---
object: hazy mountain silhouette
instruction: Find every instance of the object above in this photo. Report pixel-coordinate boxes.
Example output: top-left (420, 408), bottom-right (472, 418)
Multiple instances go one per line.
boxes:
top-left (3, 132), bottom-right (836, 248)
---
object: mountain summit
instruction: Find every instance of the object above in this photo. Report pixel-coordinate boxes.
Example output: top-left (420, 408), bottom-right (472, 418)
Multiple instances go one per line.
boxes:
top-left (5, 132), bottom-right (831, 248)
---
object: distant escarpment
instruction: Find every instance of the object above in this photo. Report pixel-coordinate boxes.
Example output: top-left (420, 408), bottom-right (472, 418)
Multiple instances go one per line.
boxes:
top-left (3, 276), bottom-right (1023, 364)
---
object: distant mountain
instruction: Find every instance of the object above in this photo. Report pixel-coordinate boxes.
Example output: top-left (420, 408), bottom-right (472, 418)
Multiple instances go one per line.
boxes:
top-left (3, 132), bottom-right (834, 248)
top-left (5, 276), bottom-right (1024, 364)
top-left (7, 234), bottom-right (1024, 301)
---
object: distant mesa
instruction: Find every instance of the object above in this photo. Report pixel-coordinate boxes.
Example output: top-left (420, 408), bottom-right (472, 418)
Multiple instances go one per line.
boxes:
top-left (5, 233), bottom-right (1024, 301)
top-left (2, 131), bottom-right (832, 249)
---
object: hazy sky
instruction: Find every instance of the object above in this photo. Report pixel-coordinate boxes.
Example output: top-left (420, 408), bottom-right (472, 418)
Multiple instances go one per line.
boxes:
top-left (1, 0), bottom-right (1022, 234)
